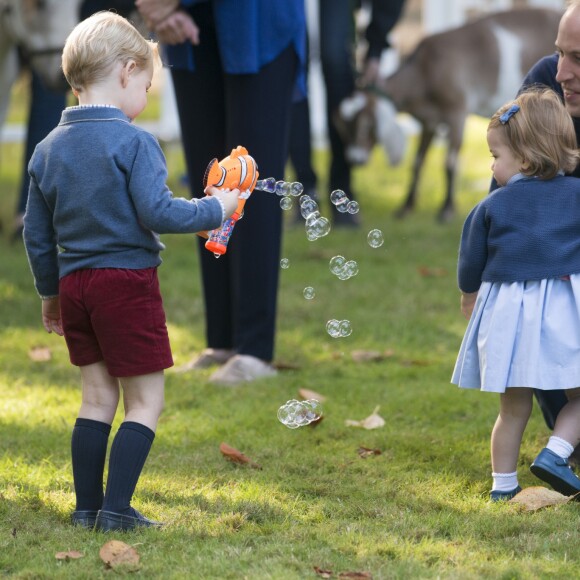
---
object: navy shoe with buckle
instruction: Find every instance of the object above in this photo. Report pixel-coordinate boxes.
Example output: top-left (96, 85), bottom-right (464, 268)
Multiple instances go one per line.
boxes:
top-left (490, 486), bottom-right (522, 502)
top-left (95, 509), bottom-right (163, 532)
top-left (71, 510), bottom-right (98, 528)
top-left (530, 448), bottom-right (580, 496)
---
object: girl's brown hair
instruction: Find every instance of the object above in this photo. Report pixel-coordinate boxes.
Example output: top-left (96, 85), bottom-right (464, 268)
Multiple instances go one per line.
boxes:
top-left (62, 11), bottom-right (160, 93)
top-left (488, 88), bottom-right (579, 179)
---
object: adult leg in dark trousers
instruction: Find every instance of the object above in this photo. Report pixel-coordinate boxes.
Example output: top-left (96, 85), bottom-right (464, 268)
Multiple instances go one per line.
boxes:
top-left (319, 0), bottom-right (357, 226)
top-left (171, 3), bottom-right (297, 364)
top-left (536, 390), bottom-right (580, 467)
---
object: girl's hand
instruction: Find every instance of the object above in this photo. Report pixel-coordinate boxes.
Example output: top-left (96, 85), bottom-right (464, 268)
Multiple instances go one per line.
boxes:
top-left (42, 297), bottom-right (64, 336)
top-left (460, 292), bottom-right (478, 320)
top-left (154, 11), bottom-right (200, 45)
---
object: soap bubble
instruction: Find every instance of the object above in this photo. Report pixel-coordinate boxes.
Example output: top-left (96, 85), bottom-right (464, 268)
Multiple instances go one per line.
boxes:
top-left (275, 180), bottom-right (290, 196)
top-left (280, 196), bottom-right (293, 210)
top-left (326, 319), bottom-right (341, 338)
top-left (339, 320), bottom-right (352, 337)
top-left (290, 182), bottom-right (304, 196)
top-left (367, 229), bottom-right (384, 248)
top-left (330, 189), bottom-right (347, 205)
top-left (346, 200), bottom-right (359, 214)
top-left (343, 260), bottom-right (359, 278)
top-left (303, 286), bottom-right (315, 299)
top-left (329, 255), bottom-right (346, 275)
top-left (280, 258), bottom-right (290, 269)
top-left (301, 199), bottom-right (319, 219)
top-left (277, 398), bottom-right (323, 429)
top-left (256, 177), bottom-right (276, 193)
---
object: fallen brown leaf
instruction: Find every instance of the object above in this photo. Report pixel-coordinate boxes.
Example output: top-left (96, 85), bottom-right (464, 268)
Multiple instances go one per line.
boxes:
top-left (99, 540), bottom-right (140, 570)
top-left (338, 572), bottom-right (372, 579)
top-left (314, 566), bottom-right (334, 578)
top-left (357, 446), bottom-right (382, 459)
top-left (417, 266), bottom-right (448, 277)
top-left (351, 350), bottom-right (394, 363)
top-left (55, 551), bottom-right (84, 561)
top-left (219, 442), bottom-right (262, 469)
top-left (28, 346), bottom-right (52, 362)
top-left (345, 406), bottom-right (385, 430)
top-left (298, 388), bottom-right (327, 402)
top-left (509, 486), bottom-right (571, 511)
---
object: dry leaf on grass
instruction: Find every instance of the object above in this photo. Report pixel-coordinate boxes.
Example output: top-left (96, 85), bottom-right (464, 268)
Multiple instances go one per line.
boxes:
top-left (345, 406), bottom-right (385, 430)
top-left (417, 266), bottom-right (448, 278)
top-left (28, 346), bottom-right (52, 362)
top-left (509, 486), bottom-right (572, 511)
top-left (219, 442), bottom-right (261, 469)
top-left (338, 572), bottom-right (373, 579)
top-left (351, 350), bottom-right (394, 363)
top-left (357, 446), bottom-right (382, 459)
top-left (298, 388), bottom-right (327, 403)
top-left (99, 540), bottom-right (140, 569)
top-left (314, 566), bottom-right (334, 578)
top-left (55, 551), bottom-right (84, 561)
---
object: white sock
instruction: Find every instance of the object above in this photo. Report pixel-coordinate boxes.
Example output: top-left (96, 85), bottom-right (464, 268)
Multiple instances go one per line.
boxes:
top-left (546, 436), bottom-right (574, 460)
top-left (491, 471), bottom-right (518, 492)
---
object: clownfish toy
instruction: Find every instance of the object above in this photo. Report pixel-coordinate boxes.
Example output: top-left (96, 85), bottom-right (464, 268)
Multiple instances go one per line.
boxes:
top-left (201, 146), bottom-right (259, 255)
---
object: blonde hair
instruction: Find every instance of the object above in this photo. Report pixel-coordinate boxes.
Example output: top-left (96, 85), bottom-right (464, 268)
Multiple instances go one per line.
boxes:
top-left (62, 11), bottom-right (160, 93)
top-left (488, 89), bottom-right (579, 179)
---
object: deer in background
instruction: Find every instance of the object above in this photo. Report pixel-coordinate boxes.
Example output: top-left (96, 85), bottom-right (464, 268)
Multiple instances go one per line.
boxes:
top-left (334, 8), bottom-right (562, 221)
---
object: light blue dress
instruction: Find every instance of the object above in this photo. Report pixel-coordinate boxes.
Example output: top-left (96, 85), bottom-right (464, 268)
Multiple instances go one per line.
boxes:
top-left (452, 275), bottom-right (580, 392)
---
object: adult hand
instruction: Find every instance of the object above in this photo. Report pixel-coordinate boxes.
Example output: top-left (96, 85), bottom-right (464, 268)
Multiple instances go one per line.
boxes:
top-left (154, 10), bottom-right (200, 45)
top-left (135, 0), bottom-right (179, 30)
top-left (42, 297), bottom-right (64, 336)
top-left (359, 57), bottom-right (381, 88)
top-left (460, 292), bottom-right (478, 320)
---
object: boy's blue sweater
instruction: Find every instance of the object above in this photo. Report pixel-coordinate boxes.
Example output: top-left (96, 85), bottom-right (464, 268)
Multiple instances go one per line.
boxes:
top-left (459, 175), bottom-right (580, 293)
top-left (23, 106), bottom-right (223, 297)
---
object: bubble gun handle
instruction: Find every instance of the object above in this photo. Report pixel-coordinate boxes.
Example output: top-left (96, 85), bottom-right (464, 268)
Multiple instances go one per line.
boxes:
top-left (198, 146), bottom-right (259, 255)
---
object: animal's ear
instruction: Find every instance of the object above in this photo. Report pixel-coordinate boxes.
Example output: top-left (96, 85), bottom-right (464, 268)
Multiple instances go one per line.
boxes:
top-left (374, 98), bottom-right (407, 167)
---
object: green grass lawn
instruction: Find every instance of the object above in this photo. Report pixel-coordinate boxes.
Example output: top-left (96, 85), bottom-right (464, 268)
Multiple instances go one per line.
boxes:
top-left (1, 84), bottom-right (579, 578)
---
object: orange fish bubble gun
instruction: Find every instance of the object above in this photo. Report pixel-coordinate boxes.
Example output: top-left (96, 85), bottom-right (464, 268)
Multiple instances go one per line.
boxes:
top-left (202, 146), bottom-right (259, 256)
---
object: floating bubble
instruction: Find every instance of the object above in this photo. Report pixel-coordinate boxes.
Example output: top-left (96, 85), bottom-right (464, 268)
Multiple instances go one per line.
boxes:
top-left (329, 255), bottom-right (346, 275)
top-left (344, 260), bottom-right (359, 278)
top-left (346, 200), bottom-right (360, 214)
top-left (280, 196), bottom-right (293, 210)
top-left (339, 320), bottom-right (352, 337)
top-left (256, 177), bottom-right (276, 193)
top-left (312, 216), bottom-right (331, 238)
top-left (326, 319), bottom-right (341, 338)
top-left (301, 200), bottom-right (319, 219)
top-left (277, 398), bottom-right (323, 429)
top-left (290, 182), bottom-right (304, 196)
top-left (280, 258), bottom-right (290, 269)
top-left (306, 229), bottom-right (318, 241)
top-left (275, 180), bottom-right (290, 196)
top-left (367, 229), bottom-right (384, 248)
top-left (303, 286), bottom-right (315, 300)
top-left (330, 189), bottom-right (347, 205)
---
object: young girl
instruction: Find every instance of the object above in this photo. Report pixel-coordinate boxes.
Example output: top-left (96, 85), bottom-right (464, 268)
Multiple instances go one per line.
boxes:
top-left (23, 12), bottom-right (240, 530)
top-left (452, 89), bottom-right (580, 501)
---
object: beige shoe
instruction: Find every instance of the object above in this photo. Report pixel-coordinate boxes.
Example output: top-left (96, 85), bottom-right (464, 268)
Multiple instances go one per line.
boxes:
top-left (174, 348), bottom-right (235, 371)
top-left (208, 354), bottom-right (277, 385)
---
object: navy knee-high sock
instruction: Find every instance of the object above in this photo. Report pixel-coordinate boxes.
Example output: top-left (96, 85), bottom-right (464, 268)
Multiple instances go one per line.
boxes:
top-left (101, 421), bottom-right (155, 515)
top-left (71, 418), bottom-right (111, 511)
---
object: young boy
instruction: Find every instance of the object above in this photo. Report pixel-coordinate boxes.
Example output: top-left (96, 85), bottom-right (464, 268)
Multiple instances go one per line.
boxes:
top-left (23, 11), bottom-right (240, 531)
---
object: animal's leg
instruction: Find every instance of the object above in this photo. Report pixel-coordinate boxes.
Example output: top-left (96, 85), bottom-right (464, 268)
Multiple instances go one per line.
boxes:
top-left (438, 119), bottom-right (465, 223)
top-left (395, 126), bottom-right (435, 218)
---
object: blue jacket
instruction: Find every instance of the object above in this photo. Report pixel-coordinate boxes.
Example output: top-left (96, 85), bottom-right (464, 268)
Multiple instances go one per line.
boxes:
top-left (459, 175), bottom-right (580, 293)
top-left (24, 106), bottom-right (224, 297)
top-left (165, 0), bottom-right (307, 98)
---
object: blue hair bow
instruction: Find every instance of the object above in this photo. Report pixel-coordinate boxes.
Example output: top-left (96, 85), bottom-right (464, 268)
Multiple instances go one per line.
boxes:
top-left (499, 104), bottom-right (520, 124)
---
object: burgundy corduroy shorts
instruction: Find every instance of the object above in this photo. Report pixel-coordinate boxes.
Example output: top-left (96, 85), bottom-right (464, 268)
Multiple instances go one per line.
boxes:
top-left (59, 267), bottom-right (173, 377)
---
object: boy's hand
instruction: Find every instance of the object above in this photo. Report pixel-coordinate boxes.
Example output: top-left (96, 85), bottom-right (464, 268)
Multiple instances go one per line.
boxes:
top-left (206, 186), bottom-right (242, 220)
top-left (460, 292), bottom-right (478, 320)
top-left (42, 297), bottom-right (64, 336)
